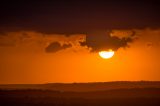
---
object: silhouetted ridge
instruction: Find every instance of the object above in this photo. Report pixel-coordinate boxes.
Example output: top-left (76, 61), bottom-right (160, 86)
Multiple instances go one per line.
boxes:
top-left (0, 81), bottom-right (160, 92)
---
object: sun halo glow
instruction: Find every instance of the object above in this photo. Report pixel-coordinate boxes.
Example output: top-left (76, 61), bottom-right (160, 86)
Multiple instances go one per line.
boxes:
top-left (99, 50), bottom-right (114, 59)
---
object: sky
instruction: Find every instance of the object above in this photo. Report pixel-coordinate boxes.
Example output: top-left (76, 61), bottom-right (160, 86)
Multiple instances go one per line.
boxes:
top-left (0, 0), bottom-right (160, 84)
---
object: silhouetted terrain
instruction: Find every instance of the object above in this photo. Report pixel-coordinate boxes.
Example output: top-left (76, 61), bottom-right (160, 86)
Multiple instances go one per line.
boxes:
top-left (0, 81), bottom-right (160, 106)
top-left (1, 81), bottom-right (160, 92)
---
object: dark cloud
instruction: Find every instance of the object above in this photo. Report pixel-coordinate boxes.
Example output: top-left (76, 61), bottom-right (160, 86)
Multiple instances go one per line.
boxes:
top-left (0, 0), bottom-right (160, 34)
top-left (80, 31), bottom-right (134, 52)
top-left (45, 42), bottom-right (72, 53)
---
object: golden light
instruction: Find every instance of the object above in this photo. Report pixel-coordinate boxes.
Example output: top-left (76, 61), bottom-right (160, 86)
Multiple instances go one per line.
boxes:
top-left (99, 50), bottom-right (115, 59)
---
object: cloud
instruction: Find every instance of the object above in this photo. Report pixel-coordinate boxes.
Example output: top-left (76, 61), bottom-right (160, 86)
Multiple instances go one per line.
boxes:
top-left (80, 31), bottom-right (135, 52)
top-left (0, 29), bottom-right (160, 54)
top-left (0, 31), bottom-right (85, 53)
top-left (0, 1), bottom-right (160, 35)
top-left (45, 42), bottom-right (72, 53)
top-left (110, 30), bottom-right (136, 39)
top-left (132, 28), bottom-right (160, 50)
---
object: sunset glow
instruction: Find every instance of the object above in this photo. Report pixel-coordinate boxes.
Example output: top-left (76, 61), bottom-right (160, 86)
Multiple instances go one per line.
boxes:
top-left (0, 1), bottom-right (160, 84)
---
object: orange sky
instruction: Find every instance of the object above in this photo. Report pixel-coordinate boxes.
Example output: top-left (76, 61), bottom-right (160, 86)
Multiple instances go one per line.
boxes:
top-left (0, 28), bottom-right (160, 84)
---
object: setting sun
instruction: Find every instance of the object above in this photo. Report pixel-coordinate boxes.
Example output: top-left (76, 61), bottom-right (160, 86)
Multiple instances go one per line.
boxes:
top-left (99, 50), bottom-right (114, 59)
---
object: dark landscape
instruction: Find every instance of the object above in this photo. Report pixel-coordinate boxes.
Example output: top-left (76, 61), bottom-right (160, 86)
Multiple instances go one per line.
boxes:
top-left (0, 81), bottom-right (160, 106)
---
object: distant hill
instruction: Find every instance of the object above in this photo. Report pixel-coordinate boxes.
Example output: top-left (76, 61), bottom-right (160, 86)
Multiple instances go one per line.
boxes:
top-left (0, 81), bottom-right (160, 92)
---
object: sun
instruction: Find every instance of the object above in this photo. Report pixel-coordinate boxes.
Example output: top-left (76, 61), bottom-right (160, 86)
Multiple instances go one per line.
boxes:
top-left (99, 49), bottom-right (114, 59)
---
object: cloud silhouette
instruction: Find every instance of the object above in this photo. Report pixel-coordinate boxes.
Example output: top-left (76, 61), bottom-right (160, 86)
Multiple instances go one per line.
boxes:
top-left (80, 31), bottom-right (134, 52)
top-left (45, 42), bottom-right (72, 53)
top-left (2, 29), bottom-right (159, 54)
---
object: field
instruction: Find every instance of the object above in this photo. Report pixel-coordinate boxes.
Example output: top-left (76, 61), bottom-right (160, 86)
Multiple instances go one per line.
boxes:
top-left (0, 81), bottom-right (160, 106)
